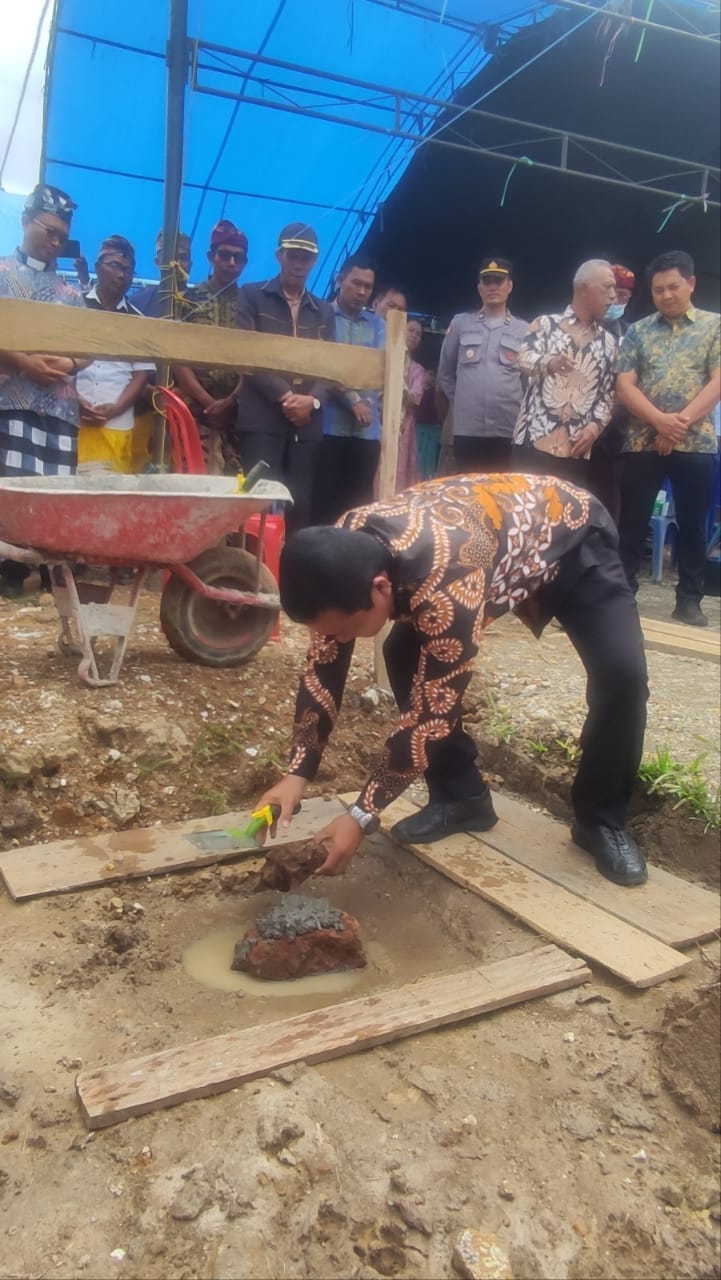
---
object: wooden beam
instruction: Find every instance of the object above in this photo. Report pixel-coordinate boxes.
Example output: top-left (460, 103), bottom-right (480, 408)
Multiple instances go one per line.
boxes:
top-left (373, 307), bottom-right (407, 687)
top-left (468, 792), bottom-right (721, 949)
top-left (0, 298), bottom-right (385, 390)
top-left (0, 797), bottom-right (345, 900)
top-left (640, 615), bottom-right (719, 665)
top-left (76, 944), bottom-right (590, 1128)
top-left (376, 796), bottom-right (692, 988)
top-left (340, 790), bottom-right (720, 950)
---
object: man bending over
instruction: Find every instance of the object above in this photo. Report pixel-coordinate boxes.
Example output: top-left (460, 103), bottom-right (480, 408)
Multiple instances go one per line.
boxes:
top-left (255, 475), bottom-right (650, 887)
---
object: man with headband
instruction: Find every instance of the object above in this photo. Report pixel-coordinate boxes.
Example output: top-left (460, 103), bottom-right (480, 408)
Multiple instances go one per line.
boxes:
top-left (0, 184), bottom-right (87, 597)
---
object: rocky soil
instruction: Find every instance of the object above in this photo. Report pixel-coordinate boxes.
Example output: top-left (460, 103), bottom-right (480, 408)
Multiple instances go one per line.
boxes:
top-left (0, 575), bottom-right (719, 1280)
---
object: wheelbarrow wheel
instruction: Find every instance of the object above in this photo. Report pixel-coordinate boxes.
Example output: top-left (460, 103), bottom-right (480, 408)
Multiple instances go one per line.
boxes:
top-left (160, 546), bottom-right (278, 667)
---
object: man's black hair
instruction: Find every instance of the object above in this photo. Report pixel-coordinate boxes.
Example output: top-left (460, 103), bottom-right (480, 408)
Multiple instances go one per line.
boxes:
top-left (279, 526), bottom-right (392, 623)
top-left (374, 283), bottom-right (408, 301)
top-left (646, 250), bottom-right (695, 282)
top-left (337, 253), bottom-right (377, 279)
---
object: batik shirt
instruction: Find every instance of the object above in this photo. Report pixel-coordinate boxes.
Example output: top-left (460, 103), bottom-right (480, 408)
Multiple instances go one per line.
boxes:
top-left (615, 307), bottom-right (720, 454)
top-left (178, 279), bottom-right (243, 401)
top-left (288, 474), bottom-right (609, 815)
top-left (0, 250), bottom-right (85, 425)
top-left (513, 306), bottom-right (617, 454)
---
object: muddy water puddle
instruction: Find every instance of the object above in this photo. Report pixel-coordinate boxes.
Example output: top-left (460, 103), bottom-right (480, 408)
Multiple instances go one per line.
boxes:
top-left (178, 877), bottom-right (484, 1018)
top-left (183, 925), bottom-right (387, 998)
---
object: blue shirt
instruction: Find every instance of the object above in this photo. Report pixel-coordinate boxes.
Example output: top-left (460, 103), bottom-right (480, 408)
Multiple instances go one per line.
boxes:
top-left (323, 303), bottom-right (385, 442)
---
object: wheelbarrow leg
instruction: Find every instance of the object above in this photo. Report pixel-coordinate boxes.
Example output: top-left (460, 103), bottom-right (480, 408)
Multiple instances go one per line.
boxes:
top-left (51, 563), bottom-right (147, 687)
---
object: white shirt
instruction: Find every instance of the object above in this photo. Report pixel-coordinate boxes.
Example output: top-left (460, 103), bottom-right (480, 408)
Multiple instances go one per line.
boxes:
top-left (76, 287), bottom-right (154, 432)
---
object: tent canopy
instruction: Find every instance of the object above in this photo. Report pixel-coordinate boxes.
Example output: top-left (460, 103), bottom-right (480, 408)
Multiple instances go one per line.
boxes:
top-left (25, 0), bottom-right (721, 307)
top-left (43, 0), bottom-right (550, 286)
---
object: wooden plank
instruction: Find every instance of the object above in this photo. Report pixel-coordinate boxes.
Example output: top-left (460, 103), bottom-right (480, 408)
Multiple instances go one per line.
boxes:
top-left (339, 790), bottom-right (719, 949)
top-left (373, 307), bottom-right (407, 689)
top-left (0, 797), bottom-right (344, 901)
top-left (473, 792), bottom-right (720, 948)
top-left (377, 797), bottom-right (692, 988)
top-left (0, 298), bottom-right (385, 391)
top-left (76, 944), bottom-right (590, 1128)
top-left (640, 616), bottom-right (720, 664)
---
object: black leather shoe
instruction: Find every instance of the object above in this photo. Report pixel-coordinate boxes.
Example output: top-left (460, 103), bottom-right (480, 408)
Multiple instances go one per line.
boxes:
top-left (672, 600), bottom-right (708, 627)
top-left (571, 822), bottom-right (648, 886)
top-left (391, 794), bottom-right (498, 845)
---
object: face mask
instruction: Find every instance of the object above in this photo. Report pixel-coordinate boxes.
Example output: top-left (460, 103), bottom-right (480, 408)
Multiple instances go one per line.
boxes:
top-left (606, 303), bottom-right (626, 321)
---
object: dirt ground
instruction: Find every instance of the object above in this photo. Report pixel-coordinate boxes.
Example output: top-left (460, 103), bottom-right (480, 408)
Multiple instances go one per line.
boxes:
top-left (0, 578), bottom-right (719, 1280)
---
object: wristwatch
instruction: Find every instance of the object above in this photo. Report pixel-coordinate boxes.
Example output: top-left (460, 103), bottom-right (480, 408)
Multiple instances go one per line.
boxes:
top-left (349, 804), bottom-right (380, 834)
top-left (312, 397), bottom-right (321, 411)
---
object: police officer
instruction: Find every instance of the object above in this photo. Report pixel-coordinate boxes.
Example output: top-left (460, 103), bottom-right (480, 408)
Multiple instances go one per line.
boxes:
top-left (437, 257), bottom-right (528, 472)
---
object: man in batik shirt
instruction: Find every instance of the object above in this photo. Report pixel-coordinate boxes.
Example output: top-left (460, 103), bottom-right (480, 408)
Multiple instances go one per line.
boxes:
top-left (513, 260), bottom-right (618, 488)
top-left (253, 474), bottom-right (650, 888)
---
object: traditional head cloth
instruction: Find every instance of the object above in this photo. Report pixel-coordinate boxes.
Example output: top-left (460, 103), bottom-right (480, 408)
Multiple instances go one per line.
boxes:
top-left (23, 184), bottom-right (77, 224)
top-left (155, 229), bottom-right (191, 252)
top-left (98, 234), bottom-right (136, 266)
top-left (209, 219), bottom-right (248, 254)
top-left (611, 264), bottom-right (635, 291)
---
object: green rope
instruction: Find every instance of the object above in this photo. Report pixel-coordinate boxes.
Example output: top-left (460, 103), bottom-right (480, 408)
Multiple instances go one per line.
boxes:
top-left (500, 156), bottom-right (533, 208)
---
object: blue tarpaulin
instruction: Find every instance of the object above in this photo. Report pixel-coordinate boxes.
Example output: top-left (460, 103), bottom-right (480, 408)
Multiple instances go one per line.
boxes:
top-left (41, 0), bottom-right (553, 288)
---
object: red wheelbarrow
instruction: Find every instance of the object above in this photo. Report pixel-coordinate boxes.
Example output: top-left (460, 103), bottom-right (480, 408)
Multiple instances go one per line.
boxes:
top-left (0, 473), bottom-right (291, 687)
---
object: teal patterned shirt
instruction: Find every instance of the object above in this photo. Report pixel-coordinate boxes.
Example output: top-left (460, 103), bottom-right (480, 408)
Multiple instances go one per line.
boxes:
top-left (615, 306), bottom-right (720, 454)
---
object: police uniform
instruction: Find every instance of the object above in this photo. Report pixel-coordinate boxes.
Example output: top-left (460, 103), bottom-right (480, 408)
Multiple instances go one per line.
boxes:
top-left (437, 304), bottom-right (528, 473)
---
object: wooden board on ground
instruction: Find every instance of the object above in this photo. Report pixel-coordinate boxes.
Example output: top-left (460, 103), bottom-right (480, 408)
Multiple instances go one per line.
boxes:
top-left (640, 615), bottom-right (720, 664)
top-left (472, 792), bottom-right (720, 949)
top-left (76, 943), bottom-right (590, 1128)
top-left (0, 797), bottom-right (344, 901)
top-left (0, 299), bottom-right (385, 391)
top-left (375, 796), bottom-right (692, 988)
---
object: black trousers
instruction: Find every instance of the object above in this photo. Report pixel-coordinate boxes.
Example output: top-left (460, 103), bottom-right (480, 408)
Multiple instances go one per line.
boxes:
top-left (313, 436), bottom-right (381, 525)
top-left (384, 533), bottom-right (648, 829)
top-left (453, 435), bottom-right (512, 474)
top-left (238, 431), bottom-right (319, 537)
top-left (618, 450), bottom-right (718, 603)
top-left (511, 443), bottom-right (590, 490)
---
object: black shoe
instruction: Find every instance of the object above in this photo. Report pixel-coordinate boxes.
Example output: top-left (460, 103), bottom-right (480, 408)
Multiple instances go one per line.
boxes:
top-left (391, 794), bottom-right (498, 845)
top-left (672, 600), bottom-right (708, 627)
top-left (571, 822), bottom-right (648, 886)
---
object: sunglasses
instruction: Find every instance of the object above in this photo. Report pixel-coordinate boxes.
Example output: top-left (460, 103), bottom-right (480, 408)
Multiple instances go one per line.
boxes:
top-left (215, 248), bottom-right (246, 263)
top-left (31, 219), bottom-right (69, 246)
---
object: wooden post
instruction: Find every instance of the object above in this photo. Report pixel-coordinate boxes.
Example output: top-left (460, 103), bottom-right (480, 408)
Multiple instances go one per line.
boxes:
top-left (373, 307), bottom-right (407, 686)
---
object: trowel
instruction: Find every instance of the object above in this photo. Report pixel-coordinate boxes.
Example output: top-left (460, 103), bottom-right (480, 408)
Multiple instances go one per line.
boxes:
top-left (184, 803), bottom-right (300, 856)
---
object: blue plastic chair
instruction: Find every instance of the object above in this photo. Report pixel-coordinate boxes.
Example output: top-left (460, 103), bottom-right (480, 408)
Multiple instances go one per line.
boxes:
top-left (650, 480), bottom-right (677, 582)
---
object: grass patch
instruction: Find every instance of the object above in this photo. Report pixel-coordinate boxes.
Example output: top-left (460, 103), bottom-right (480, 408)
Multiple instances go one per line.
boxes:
top-left (638, 747), bottom-right (720, 829)
top-left (195, 786), bottom-right (231, 816)
top-left (193, 722), bottom-right (247, 765)
top-left (483, 691), bottom-right (520, 745)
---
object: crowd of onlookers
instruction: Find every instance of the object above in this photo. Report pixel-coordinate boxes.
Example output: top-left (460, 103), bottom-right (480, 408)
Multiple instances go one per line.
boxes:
top-left (0, 182), bottom-right (719, 625)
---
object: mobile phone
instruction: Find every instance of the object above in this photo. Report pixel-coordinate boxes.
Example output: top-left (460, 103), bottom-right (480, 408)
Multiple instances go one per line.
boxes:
top-left (58, 239), bottom-right (81, 260)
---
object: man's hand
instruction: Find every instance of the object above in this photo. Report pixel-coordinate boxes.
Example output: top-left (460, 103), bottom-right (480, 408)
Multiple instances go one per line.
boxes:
top-left (313, 813), bottom-right (364, 876)
top-left (249, 774), bottom-right (306, 843)
top-left (78, 397), bottom-right (105, 423)
top-left (656, 437), bottom-right (674, 456)
top-left (13, 353), bottom-right (70, 386)
top-left (546, 354), bottom-right (576, 377)
top-left (281, 392), bottom-right (315, 427)
top-left (91, 402), bottom-right (122, 422)
top-left (352, 400), bottom-right (373, 427)
top-left (654, 411), bottom-right (689, 445)
top-left (203, 395), bottom-right (235, 423)
top-left (569, 424), bottom-right (600, 459)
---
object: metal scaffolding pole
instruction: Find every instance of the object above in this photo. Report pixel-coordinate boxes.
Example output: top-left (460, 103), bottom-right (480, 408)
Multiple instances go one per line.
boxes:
top-left (192, 42), bottom-right (720, 207)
